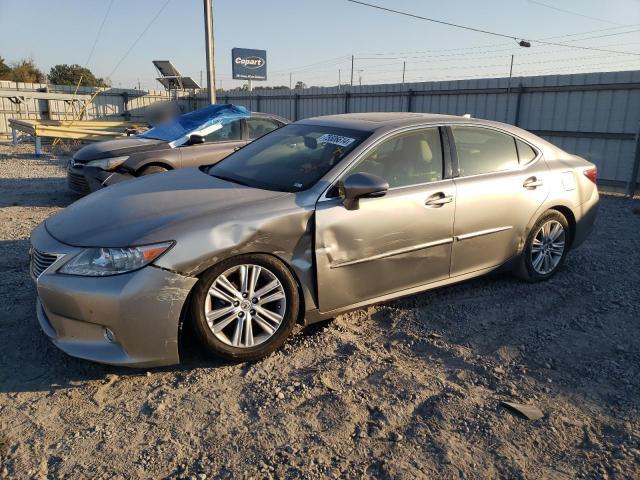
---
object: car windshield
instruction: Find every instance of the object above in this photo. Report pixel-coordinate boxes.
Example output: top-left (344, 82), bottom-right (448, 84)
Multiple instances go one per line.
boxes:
top-left (207, 124), bottom-right (370, 192)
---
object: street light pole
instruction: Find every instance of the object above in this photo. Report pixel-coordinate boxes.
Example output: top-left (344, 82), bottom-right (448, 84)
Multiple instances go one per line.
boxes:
top-left (350, 55), bottom-right (354, 87)
top-left (203, 0), bottom-right (216, 104)
top-left (506, 54), bottom-right (514, 123)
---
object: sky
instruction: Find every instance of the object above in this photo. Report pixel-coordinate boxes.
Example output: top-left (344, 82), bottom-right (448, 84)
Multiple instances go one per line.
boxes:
top-left (1, 0), bottom-right (639, 90)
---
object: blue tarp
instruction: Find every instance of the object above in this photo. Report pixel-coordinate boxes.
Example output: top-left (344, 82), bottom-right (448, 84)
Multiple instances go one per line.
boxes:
top-left (138, 104), bottom-right (251, 142)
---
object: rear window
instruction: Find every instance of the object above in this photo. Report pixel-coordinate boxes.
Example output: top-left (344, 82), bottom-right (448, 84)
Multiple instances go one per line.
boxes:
top-left (247, 117), bottom-right (281, 139)
top-left (451, 126), bottom-right (519, 176)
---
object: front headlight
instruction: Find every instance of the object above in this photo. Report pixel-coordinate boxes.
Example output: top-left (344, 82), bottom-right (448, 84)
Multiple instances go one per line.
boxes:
top-left (86, 156), bottom-right (129, 171)
top-left (58, 242), bottom-right (173, 276)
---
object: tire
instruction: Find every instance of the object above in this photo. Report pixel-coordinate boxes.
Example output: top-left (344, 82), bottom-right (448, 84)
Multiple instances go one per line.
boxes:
top-left (190, 254), bottom-right (300, 361)
top-left (138, 165), bottom-right (168, 176)
top-left (515, 210), bottom-right (570, 282)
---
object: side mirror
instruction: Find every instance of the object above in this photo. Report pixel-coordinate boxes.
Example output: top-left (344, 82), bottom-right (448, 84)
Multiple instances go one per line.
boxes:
top-left (189, 134), bottom-right (206, 145)
top-left (340, 172), bottom-right (388, 209)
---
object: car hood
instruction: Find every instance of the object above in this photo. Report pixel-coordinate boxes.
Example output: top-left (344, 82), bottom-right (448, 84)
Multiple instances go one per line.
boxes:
top-left (46, 168), bottom-right (290, 247)
top-left (73, 137), bottom-right (169, 162)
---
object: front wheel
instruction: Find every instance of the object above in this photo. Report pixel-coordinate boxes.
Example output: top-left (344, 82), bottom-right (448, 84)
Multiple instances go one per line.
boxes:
top-left (516, 210), bottom-right (570, 282)
top-left (190, 254), bottom-right (300, 361)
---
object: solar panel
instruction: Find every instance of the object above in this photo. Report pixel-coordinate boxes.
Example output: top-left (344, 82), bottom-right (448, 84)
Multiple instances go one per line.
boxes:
top-left (153, 61), bottom-right (200, 91)
top-left (180, 77), bottom-right (200, 89)
top-left (153, 60), bottom-right (182, 77)
top-left (156, 77), bottom-right (200, 90)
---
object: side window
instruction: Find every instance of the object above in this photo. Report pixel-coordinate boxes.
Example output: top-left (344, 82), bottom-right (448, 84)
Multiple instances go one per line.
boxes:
top-left (204, 120), bottom-right (242, 142)
top-left (516, 138), bottom-right (537, 164)
top-left (344, 128), bottom-right (443, 188)
top-left (247, 118), bottom-right (281, 140)
top-left (451, 126), bottom-right (518, 176)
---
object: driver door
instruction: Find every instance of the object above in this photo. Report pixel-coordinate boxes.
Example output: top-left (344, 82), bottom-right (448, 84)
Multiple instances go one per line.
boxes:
top-left (315, 127), bottom-right (456, 313)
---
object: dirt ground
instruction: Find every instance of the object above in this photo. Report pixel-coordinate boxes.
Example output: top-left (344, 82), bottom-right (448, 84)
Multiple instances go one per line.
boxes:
top-left (0, 142), bottom-right (639, 480)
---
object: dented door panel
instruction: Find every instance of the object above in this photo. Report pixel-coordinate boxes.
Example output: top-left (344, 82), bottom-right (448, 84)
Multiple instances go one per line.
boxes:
top-left (315, 181), bottom-right (456, 312)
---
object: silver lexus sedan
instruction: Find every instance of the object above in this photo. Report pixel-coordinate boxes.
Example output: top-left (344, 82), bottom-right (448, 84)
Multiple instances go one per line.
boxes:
top-left (30, 112), bottom-right (599, 367)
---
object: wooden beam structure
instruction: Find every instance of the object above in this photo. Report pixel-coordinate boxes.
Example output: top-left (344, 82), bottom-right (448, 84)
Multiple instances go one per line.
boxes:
top-left (9, 118), bottom-right (149, 155)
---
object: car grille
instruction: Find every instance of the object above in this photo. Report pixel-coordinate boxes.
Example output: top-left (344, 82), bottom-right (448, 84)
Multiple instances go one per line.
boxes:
top-left (30, 248), bottom-right (59, 279)
top-left (67, 169), bottom-right (90, 195)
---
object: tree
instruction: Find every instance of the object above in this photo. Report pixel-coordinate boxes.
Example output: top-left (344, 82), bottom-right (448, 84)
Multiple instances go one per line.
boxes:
top-left (9, 59), bottom-right (43, 83)
top-left (294, 81), bottom-right (307, 90)
top-left (0, 56), bottom-right (11, 80)
top-left (48, 64), bottom-right (108, 87)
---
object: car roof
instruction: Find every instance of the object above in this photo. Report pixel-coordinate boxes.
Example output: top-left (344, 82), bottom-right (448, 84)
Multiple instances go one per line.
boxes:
top-left (298, 112), bottom-right (474, 131)
top-left (295, 111), bottom-right (569, 157)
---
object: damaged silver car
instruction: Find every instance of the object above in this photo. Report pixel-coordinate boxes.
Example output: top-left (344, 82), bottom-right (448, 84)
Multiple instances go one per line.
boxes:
top-left (30, 112), bottom-right (599, 367)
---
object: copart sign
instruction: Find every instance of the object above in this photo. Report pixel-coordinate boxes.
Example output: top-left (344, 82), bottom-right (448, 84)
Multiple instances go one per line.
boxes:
top-left (232, 48), bottom-right (267, 81)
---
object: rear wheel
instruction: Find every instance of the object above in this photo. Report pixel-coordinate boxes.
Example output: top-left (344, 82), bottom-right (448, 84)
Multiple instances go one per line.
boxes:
top-left (138, 165), bottom-right (168, 176)
top-left (191, 254), bottom-right (299, 361)
top-left (516, 210), bottom-right (570, 282)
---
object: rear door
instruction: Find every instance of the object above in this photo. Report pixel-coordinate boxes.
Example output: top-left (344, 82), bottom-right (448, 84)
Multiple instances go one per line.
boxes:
top-left (449, 125), bottom-right (549, 276)
top-left (179, 119), bottom-right (247, 167)
top-left (246, 116), bottom-right (283, 140)
top-left (315, 126), bottom-right (456, 312)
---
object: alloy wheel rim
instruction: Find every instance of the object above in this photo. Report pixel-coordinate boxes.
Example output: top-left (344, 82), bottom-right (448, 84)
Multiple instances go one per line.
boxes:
top-left (531, 220), bottom-right (566, 275)
top-left (204, 264), bottom-right (286, 348)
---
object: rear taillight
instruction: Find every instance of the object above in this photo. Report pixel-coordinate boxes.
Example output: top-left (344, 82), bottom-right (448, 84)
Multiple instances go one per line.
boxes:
top-left (583, 167), bottom-right (597, 184)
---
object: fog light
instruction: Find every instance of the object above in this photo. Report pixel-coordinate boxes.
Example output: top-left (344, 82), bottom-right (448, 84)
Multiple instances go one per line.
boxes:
top-left (104, 328), bottom-right (116, 343)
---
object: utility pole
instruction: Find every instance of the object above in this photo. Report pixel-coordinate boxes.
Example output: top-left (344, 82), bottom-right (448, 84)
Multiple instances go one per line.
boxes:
top-left (203, 0), bottom-right (216, 104)
top-left (350, 55), bottom-right (354, 87)
top-left (401, 61), bottom-right (406, 89)
top-left (506, 54), bottom-right (514, 123)
top-left (289, 72), bottom-right (292, 90)
top-left (338, 69), bottom-right (341, 91)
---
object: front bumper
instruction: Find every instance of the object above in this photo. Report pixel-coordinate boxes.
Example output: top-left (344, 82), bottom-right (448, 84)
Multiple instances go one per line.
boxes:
top-left (82, 166), bottom-right (135, 193)
top-left (31, 223), bottom-right (197, 367)
top-left (67, 164), bottom-right (91, 195)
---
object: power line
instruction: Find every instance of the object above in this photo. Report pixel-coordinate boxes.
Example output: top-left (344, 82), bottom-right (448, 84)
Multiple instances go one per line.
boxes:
top-left (357, 39), bottom-right (640, 66)
top-left (345, 0), bottom-right (640, 57)
top-left (526, 0), bottom-right (626, 26)
top-left (84, 0), bottom-right (114, 68)
top-left (346, 0), bottom-right (522, 41)
top-left (265, 24), bottom-right (640, 86)
top-left (533, 36), bottom-right (640, 56)
top-left (354, 24), bottom-right (640, 58)
top-left (269, 55), bottom-right (352, 75)
top-left (107, 0), bottom-right (172, 79)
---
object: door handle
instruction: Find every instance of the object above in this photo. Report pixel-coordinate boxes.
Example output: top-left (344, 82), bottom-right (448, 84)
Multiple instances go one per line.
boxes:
top-left (523, 177), bottom-right (544, 189)
top-left (425, 193), bottom-right (454, 207)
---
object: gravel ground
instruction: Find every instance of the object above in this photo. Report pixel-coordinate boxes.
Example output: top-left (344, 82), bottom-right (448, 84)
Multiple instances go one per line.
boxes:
top-left (0, 142), bottom-right (639, 480)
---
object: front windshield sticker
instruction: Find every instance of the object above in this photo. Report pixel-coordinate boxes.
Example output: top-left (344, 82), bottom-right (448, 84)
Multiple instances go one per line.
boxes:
top-left (317, 134), bottom-right (355, 147)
